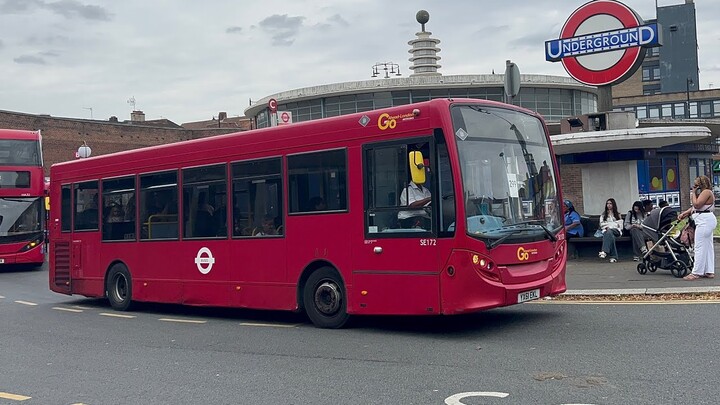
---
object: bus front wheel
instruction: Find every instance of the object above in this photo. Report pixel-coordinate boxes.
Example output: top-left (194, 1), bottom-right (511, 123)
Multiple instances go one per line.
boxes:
top-left (106, 263), bottom-right (133, 311)
top-left (303, 267), bottom-right (349, 329)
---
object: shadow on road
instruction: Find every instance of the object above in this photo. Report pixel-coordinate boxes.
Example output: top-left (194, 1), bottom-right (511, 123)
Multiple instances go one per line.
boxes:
top-left (61, 296), bottom-right (560, 335)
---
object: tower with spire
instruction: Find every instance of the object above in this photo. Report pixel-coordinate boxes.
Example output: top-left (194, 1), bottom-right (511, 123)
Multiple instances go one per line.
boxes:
top-left (408, 10), bottom-right (442, 77)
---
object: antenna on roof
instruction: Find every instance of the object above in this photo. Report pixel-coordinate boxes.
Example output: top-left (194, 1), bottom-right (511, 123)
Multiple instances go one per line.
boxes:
top-left (127, 96), bottom-right (136, 110)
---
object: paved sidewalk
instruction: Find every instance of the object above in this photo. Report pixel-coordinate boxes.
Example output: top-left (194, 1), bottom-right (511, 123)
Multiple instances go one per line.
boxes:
top-left (565, 248), bottom-right (720, 295)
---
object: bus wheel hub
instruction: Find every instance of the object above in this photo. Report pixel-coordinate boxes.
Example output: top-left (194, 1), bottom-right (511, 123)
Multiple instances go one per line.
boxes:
top-left (314, 282), bottom-right (340, 315)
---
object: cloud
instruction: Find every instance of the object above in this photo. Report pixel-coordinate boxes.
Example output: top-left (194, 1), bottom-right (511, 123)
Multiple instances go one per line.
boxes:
top-left (0, 0), bottom-right (44, 13)
top-left (0, 39), bottom-right (4, 49)
top-left (226, 26), bottom-right (242, 34)
top-left (258, 14), bottom-right (305, 46)
top-left (327, 14), bottom-right (348, 27)
top-left (45, 0), bottom-right (111, 21)
top-left (24, 35), bottom-right (70, 45)
top-left (0, 0), bottom-right (111, 20)
top-left (14, 55), bottom-right (47, 64)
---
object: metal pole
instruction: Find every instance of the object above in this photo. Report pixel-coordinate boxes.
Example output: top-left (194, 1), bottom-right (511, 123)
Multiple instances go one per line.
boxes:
top-left (686, 78), bottom-right (692, 118)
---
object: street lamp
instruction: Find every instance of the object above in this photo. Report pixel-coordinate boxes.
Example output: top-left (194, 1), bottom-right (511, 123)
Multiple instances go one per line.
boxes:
top-left (371, 62), bottom-right (402, 78)
top-left (77, 141), bottom-right (92, 159)
top-left (686, 78), bottom-right (694, 118)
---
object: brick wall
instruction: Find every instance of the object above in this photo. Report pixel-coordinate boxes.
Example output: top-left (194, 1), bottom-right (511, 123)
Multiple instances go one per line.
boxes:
top-left (612, 69), bottom-right (644, 99)
top-left (0, 110), bottom-right (241, 175)
top-left (559, 164), bottom-right (585, 214)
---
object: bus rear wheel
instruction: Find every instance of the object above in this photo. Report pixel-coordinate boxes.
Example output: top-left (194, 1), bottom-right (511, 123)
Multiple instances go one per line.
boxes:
top-left (303, 267), bottom-right (349, 329)
top-left (106, 263), bottom-right (133, 311)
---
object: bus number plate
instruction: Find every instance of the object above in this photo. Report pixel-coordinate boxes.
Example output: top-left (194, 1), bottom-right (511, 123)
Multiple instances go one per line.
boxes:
top-left (518, 289), bottom-right (539, 303)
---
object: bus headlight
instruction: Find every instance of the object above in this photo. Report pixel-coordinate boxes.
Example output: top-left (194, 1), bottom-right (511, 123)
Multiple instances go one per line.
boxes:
top-left (18, 237), bottom-right (44, 252)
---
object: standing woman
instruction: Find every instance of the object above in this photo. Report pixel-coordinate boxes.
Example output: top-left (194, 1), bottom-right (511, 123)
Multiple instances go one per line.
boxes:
top-left (625, 200), bottom-right (647, 261)
top-left (679, 175), bottom-right (716, 280)
top-left (599, 198), bottom-right (624, 263)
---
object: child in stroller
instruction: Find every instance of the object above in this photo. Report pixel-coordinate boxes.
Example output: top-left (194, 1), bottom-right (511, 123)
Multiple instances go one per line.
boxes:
top-left (637, 205), bottom-right (694, 278)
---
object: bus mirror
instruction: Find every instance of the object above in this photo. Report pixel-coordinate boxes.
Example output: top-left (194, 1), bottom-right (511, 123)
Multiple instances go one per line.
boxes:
top-left (409, 151), bottom-right (426, 185)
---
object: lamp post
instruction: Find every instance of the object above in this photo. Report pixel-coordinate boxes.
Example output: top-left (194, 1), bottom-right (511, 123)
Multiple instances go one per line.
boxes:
top-left (371, 62), bottom-right (402, 78)
top-left (686, 78), bottom-right (694, 118)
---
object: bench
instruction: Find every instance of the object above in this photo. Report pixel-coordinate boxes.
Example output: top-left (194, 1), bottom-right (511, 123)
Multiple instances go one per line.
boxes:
top-left (567, 215), bottom-right (633, 259)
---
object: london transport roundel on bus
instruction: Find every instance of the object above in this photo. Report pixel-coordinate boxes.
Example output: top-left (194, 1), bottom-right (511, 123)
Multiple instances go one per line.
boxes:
top-left (545, 0), bottom-right (661, 87)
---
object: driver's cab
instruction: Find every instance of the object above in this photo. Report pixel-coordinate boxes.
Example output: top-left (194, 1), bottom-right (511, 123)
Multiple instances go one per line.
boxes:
top-left (363, 132), bottom-right (455, 237)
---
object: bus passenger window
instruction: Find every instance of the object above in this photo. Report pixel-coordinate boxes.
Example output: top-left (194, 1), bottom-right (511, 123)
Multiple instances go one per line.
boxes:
top-left (232, 158), bottom-right (283, 238)
top-left (74, 181), bottom-right (99, 231)
top-left (140, 171), bottom-right (178, 240)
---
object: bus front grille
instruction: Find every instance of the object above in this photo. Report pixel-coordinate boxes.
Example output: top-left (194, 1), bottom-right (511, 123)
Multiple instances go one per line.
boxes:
top-left (53, 241), bottom-right (71, 291)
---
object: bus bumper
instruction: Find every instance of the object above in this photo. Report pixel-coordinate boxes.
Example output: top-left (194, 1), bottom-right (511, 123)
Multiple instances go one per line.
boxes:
top-left (0, 244), bottom-right (46, 266)
top-left (439, 250), bottom-right (567, 315)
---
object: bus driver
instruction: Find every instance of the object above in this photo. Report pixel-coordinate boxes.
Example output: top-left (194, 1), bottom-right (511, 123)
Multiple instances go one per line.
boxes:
top-left (398, 180), bottom-right (431, 229)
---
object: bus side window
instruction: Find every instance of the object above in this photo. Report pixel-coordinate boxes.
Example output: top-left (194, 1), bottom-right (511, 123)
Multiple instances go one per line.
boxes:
top-left (73, 181), bottom-right (99, 231)
top-left (232, 158), bottom-right (283, 238)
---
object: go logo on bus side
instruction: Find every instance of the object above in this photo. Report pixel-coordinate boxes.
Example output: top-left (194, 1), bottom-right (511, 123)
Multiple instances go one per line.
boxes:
top-left (377, 113), bottom-right (397, 130)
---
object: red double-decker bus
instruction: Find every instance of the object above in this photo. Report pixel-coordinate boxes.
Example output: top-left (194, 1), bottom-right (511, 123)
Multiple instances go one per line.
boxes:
top-left (49, 99), bottom-right (566, 327)
top-left (0, 129), bottom-right (46, 267)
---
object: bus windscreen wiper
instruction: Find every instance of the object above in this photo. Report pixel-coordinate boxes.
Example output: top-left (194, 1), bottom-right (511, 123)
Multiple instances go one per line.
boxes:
top-left (487, 228), bottom-right (527, 250)
top-left (514, 220), bottom-right (557, 242)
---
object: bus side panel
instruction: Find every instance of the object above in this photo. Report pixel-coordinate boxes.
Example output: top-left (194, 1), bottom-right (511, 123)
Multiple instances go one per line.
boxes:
top-left (351, 272), bottom-right (440, 315)
top-left (124, 241), bottom-right (183, 304)
top-left (286, 212), bottom-right (353, 306)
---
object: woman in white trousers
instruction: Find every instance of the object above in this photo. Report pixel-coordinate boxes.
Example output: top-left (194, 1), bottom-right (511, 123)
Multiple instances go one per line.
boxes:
top-left (678, 175), bottom-right (716, 280)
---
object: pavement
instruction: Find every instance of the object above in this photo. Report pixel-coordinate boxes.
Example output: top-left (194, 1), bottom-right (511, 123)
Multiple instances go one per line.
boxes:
top-left (565, 244), bottom-right (720, 295)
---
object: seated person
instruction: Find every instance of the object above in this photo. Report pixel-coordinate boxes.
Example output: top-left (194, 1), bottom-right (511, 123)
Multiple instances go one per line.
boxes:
top-left (598, 198), bottom-right (623, 263)
top-left (106, 203), bottom-right (125, 223)
top-left (398, 180), bottom-right (431, 229)
top-left (255, 215), bottom-right (277, 236)
top-left (563, 199), bottom-right (583, 238)
top-left (625, 200), bottom-right (647, 261)
top-left (308, 196), bottom-right (327, 211)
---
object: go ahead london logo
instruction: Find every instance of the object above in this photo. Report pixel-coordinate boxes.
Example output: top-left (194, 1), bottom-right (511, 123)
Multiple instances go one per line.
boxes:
top-left (545, 0), bottom-right (661, 87)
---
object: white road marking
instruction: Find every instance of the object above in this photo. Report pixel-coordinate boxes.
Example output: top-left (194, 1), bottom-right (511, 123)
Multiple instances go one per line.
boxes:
top-left (0, 295), bottom-right (5, 299)
top-left (239, 322), bottom-right (299, 328)
top-left (445, 392), bottom-right (509, 404)
top-left (99, 312), bottom-right (136, 319)
top-left (52, 307), bottom-right (83, 313)
top-left (0, 391), bottom-right (31, 401)
top-left (14, 300), bottom-right (38, 306)
top-left (159, 318), bottom-right (207, 324)
top-left (72, 305), bottom-right (92, 310)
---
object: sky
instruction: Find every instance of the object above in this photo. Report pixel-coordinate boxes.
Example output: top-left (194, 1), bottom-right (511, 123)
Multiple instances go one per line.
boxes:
top-left (1, 0), bottom-right (719, 124)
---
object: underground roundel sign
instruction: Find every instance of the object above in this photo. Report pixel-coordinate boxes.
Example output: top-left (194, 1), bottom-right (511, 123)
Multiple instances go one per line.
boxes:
top-left (545, 0), bottom-right (661, 86)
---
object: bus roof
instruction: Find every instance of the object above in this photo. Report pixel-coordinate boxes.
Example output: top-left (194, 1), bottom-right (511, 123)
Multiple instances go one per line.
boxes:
top-left (51, 98), bottom-right (542, 179)
top-left (0, 129), bottom-right (41, 140)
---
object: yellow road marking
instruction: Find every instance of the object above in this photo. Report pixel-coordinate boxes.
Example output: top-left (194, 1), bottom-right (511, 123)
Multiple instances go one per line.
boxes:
top-left (0, 392), bottom-right (31, 401)
top-left (53, 307), bottom-right (83, 313)
top-left (99, 312), bottom-right (136, 319)
top-left (14, 300), bottom-right (38, 306)
top-left (534, 299), bottom-right (720, 305)
top-left (240, 322), bottom-right (299, 328)
top-left (159, 318), bottom-right (206, 324)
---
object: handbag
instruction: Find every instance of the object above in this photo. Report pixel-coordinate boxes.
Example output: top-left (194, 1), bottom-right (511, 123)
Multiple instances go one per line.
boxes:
top-left (593, 229), bottom-right (604, 238)
top-left (680, 221), bottom-right (695, 246)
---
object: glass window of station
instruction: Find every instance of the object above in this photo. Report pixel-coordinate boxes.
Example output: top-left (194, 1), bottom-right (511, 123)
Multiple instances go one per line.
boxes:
top-left (256, 87), bottom-right (598, 128)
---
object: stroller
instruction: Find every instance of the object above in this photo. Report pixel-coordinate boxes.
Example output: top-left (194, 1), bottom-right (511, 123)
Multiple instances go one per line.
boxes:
top-left (637, 206), bottom-right (694, 278)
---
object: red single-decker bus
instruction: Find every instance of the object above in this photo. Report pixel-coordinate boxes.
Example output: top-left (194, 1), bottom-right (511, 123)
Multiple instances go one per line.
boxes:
top-left (49, 99), bottom-right (566, 327)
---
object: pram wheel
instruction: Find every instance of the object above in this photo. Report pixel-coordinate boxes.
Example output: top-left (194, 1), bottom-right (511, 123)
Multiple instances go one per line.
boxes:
top-left (648, 262), bottom-right (658, 272)
top-left (637, 262), bottom-right (648, 275)
top-left (670, 260), bottom-right (689, 278)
